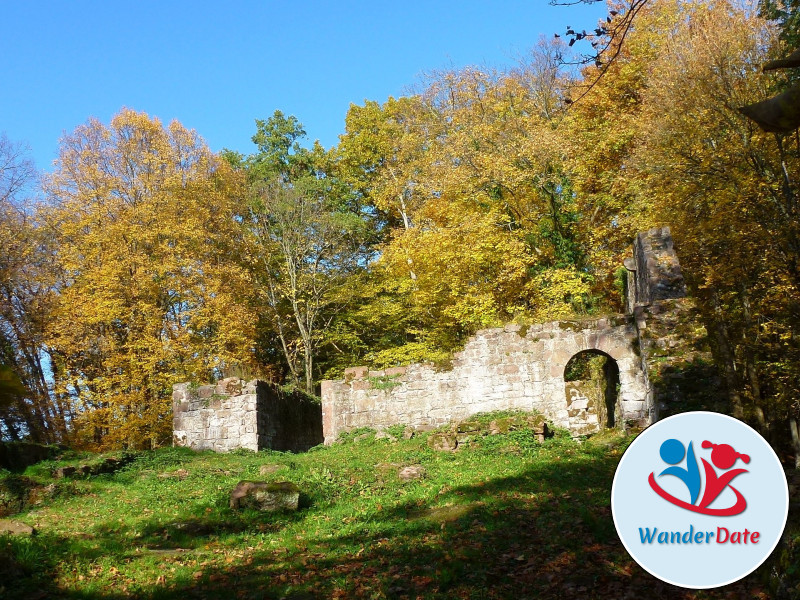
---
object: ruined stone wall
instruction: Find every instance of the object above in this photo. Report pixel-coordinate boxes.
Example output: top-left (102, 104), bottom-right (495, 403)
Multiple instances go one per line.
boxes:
top-left (172, 226), bottom-right (712, 451)
top-left (0, 442), bottom-right (59, 472)
top-left (320, 226), bottom-right (706, 444)
top-left (626, 226), bottom-right (687, 311)
top-left (636, 298), bottom-right (724, 419)
top-left (621, 226), bottom-right (723, 418)
top-left (173, 378), bottom-right (323, 452)
top-left (321, 317), bottom-right (650, 444)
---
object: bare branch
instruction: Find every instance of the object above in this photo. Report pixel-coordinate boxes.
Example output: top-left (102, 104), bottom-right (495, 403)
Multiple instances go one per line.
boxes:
top-left (0, 133), bottom-right (36, 206)
top-left (551, 0), bottom-right (652, 105)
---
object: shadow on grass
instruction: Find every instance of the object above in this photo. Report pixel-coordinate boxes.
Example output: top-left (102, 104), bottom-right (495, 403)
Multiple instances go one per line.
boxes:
top-left (5, 448), bottom-right (795, 600)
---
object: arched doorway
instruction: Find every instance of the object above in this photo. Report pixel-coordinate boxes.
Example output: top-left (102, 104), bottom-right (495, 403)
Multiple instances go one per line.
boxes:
top-left (564, 350), bottom-right (620, 432)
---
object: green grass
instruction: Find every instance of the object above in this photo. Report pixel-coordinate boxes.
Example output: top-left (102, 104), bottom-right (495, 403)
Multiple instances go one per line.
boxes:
top-left (0, 417), bottom-right (797, 599)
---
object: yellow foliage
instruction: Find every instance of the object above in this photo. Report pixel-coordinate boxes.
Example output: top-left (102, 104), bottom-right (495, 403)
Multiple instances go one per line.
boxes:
top-left (44, 109), bottom-right (254, 449)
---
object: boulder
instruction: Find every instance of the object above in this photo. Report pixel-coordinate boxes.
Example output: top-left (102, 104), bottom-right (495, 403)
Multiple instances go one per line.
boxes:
top-left (0, 519), bottom-right (35, 536)
top-left (229, 481), bottom-right (300, 511)
top-left (428, 433), bottom-right (458, 452)
top-left (398, 465), bottom-right (426, 481)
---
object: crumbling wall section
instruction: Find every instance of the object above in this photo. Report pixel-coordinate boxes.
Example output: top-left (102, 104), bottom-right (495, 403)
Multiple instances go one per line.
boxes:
top-left (173, 378), bottom-right (323, 452)
top-left (321, 318), bottom-right (649, 444)
top-left (172, 378), bottom-right (259, 452)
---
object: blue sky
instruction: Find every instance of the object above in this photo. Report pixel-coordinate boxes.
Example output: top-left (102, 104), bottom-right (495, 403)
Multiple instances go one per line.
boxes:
top-left (0, 1), bottom-right (605, 173)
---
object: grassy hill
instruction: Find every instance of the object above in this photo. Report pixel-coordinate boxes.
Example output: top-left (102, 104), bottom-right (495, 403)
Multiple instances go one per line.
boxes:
top-left (1, 414), bottom-right (797, 599)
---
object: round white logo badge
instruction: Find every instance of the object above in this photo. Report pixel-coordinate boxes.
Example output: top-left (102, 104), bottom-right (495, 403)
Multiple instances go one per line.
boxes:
top-left (611, 411), bottom-right (789, 589)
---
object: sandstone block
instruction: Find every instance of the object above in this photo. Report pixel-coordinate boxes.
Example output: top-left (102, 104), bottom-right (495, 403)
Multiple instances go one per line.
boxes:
top-left (320, 380), bottom-right (335, 396)
top-left (196, 385), bottom-right (214, 399)
top-left (351, 380), bottom-right (370, 392)
top-left (0, 519), bottom-right (35, 536)
top-left (384, 366), bottom-right (408, 377)
top-left (398, 465), bottom-right (426, 481)
top-left (428, 432), bottom-right (458, 452)
top-left (344, 366), bottom-right (368, 381)
top-left (215, 377), bottom-right (242, 396)
top-left (54, 466), bottom-right (76, 478)
top-left (229, 481), bottom-right (300, 511)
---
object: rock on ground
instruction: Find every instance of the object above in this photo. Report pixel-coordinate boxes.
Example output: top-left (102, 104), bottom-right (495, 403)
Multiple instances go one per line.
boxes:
top-left (428, 432), bottom-right (458, 452)
top-left (0, 519), bottom-right (35, 536)
top-left (259, 464), bottom-right (281, 476)
top-left (229, 481), bottom-right (300, 511)
top-left (398, 465), bottom-right (426, 481)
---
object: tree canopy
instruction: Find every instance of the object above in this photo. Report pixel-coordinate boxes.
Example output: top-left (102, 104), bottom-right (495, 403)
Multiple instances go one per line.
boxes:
top-left (2, 0), bottom-right (799, 457)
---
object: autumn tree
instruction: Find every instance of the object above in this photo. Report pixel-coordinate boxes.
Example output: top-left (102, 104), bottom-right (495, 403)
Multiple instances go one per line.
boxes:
top-left (45, 109), bottom-right (254, 449)
top-left (333, 54), bottom-right (603, 367)
top-left (0, 134), bottom-right (68, 442)
top-left (560, 0), bottom-right (798, 460)
top-left (760, 0), bottom-right (800, 47)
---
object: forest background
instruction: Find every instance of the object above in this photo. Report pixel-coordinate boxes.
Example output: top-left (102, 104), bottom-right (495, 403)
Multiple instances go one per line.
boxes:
top-left (1, 0), bottom-right (799, 462)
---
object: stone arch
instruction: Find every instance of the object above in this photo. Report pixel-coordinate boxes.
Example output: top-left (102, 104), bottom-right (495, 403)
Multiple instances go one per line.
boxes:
top-left (542, 325), bottom-right (649, 432)
top-left (563, 349), bottom-right (620, 434)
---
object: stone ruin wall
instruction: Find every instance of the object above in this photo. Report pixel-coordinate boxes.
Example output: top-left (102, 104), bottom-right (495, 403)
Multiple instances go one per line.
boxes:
top-left (321, 317), bottom-right (650, 444)
top-left (623, 228), bottom-right (722, 418)
top-left (171, 226), bottom-right (718, 451)
top-left (321, 226), bottom-right (699, 444)
top-left (173, 378), bottom-right (323, 453)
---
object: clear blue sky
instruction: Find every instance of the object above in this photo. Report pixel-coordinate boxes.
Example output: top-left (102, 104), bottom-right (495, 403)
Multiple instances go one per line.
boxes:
top-left (0, 1), bottom-right (605, 173)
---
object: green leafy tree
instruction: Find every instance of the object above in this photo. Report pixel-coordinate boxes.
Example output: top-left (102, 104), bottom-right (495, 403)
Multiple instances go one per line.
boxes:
top-left (240, 112), bottom-right (373, 393)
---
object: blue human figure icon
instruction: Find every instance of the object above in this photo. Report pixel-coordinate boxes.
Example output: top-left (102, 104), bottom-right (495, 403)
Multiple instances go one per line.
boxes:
top-left (658, 438), bottom-right (701, 505)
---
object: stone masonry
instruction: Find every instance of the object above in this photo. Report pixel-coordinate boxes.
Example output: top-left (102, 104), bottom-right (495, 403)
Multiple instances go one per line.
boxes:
top-left (321, 317), bottom-right (647, 442)
top-left (321, 226), bottom-right (690, 443)
top-left (171, 227), bottom-right (704, 452)
top-left (173, 378), bottom-right (323, 452)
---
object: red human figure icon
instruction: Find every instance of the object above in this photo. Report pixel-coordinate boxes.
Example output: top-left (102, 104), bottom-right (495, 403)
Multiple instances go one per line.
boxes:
top-left (698, 441), bottom-right (750, 511)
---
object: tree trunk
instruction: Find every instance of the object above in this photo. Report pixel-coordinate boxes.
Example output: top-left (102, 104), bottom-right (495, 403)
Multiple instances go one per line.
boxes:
top-left (265, 276), bottom-right (300, 386)
top-left (304, 351), bottom-right (314, 395)
top-left (741, 286), bottom-right (767, 434)
top-left (0, 416), bottom-right (20, 441)
top-left (790, 418), bottom-right (800, 470)
top-left (711, 293), bottom-right (744, 419)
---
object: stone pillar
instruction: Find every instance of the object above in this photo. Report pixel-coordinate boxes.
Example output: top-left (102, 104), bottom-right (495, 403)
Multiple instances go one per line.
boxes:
top-left (632, 226), bottom-right (686, 306)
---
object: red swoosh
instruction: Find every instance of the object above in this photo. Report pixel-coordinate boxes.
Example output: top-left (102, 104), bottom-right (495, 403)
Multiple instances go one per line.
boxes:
top-left (648, 472), bottom-right (747, 516)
